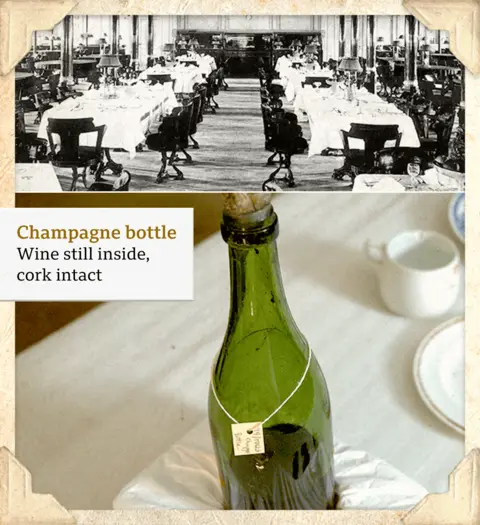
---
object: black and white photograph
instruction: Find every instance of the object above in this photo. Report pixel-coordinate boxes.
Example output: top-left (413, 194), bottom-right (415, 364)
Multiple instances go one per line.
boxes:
top-left (15, 15), bottom-right (465, 192)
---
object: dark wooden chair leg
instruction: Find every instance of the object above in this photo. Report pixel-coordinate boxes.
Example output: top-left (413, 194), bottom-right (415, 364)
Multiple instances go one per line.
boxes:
top-left (181, 149), bottom-right (193, 164)
top-left (156, 152), bottom-right (168, 183)
top-left (267, 151), bottom-right (279, 165)
top-left (285, 155), bottom-right (295, 187)
top-left (82, 166), bottom-right (89, 189)
top-left (70, 166), bottom-right (79, 191)
top-left (171, 163), bottom-right (184, 180)
top-left (189, 135), bottom-right (199, 149)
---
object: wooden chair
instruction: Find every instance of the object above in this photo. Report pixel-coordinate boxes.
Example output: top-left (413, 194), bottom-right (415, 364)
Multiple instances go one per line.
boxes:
top-left (205, 71), bottom-right (220, 113)
top-left (46, 117), bottom-right (106, 191)
top-left (188, 93), bottom-right (202, 149)
top-left (146, 103), bottom-right (194, 183)
top-left (262, 110), bottom-right (308, 190)
top-left (195, 85), bottom-right (207, 123)
top-left (334, 123), bottom-right (402, 181)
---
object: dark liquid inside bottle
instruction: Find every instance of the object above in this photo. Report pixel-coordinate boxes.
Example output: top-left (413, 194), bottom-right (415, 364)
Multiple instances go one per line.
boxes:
top-left (220, 424), bottom-right (336, 510)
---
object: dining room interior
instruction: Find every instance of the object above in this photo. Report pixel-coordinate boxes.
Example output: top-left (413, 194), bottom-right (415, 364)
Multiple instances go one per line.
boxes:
top-left (15, 14), bottom-right (466, 193)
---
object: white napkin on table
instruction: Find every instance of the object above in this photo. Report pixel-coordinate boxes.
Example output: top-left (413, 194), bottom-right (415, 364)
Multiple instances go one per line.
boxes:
top-left (421, 168), bottom-right (461, 190)
top-left (353, 176), bottom-right (406, 193)
top-left (113, 418), bottom-right (427, 511)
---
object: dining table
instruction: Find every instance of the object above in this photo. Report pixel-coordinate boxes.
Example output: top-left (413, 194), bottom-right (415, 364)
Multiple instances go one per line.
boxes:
top-left (301, 86), bottom-right (421, 157)
top-left (36, 84), bottom-right (179, 162)
top-left (274, 63), bottom-right (334, 103)
top-left (15, 193), bottom-right (464, 510)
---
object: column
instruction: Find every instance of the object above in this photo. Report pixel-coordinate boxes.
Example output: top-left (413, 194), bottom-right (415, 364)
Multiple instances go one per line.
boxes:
top-left (351, 15), bottom-right (358, 57)
top-left (147, 15), bottom-right (154, 57)
top-left (132, 15), bottom-right (139, 68)
top-left (404, 15), bottom-right (418, 89)
top-left (61, 15), bottom-right (74, 83)
top-left (366, 15), bottom-right (376, 93)
top-left (85, 16), bottom-right (90, 48)
top-left (339, 15), bottom-right (345, 58)
top-left (112, 15), bottom-right (119, 54)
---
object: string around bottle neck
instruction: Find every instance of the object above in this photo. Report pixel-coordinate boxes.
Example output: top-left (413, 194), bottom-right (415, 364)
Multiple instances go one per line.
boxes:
top-left (210, 346), bottom-right (312, 431)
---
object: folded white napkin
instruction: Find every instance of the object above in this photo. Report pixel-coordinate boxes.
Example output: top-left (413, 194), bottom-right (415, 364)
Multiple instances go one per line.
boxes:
top-left (421, 168), bottom-right (462, 190)
top-left (113, 419), bottom-right (427, 511)
top-left (353, 175), bottom-right (406, 193)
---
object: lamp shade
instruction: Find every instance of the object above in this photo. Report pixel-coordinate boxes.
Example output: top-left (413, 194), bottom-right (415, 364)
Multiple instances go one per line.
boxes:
top-left (338, 57), bottom-right (362, 72)
top-left (97, 55), bottom-right (122, 68)
top-left (304, 44), bottom-right (318, 54)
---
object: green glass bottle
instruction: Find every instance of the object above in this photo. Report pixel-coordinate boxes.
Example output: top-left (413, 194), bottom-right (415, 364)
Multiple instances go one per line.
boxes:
top-left (208, 202), bottom-right (335, 510)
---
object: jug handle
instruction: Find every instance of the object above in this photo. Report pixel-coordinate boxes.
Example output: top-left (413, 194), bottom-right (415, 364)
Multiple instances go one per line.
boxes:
top-left (365, 240), bottom-right (386, 265)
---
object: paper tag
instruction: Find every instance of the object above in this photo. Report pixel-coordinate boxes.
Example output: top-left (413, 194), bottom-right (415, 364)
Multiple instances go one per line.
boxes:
top-left (231, 422), bottom-right (265, 456)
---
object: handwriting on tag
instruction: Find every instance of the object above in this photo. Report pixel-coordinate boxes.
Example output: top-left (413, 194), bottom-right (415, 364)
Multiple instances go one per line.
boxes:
top-left (231, 422), bottom-right (265, 456)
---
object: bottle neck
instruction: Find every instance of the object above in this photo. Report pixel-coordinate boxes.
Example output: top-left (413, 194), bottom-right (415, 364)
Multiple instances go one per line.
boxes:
top-left (221, 207), bottom-right (297, 336)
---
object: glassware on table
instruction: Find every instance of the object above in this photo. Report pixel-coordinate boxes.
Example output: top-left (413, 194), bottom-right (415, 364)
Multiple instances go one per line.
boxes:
top-left (407, 161), bottom-right (422, 188)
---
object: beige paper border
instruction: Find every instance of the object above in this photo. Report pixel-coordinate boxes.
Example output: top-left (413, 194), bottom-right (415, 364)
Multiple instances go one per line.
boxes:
top-left (0, 1), bottom-right (479, 524)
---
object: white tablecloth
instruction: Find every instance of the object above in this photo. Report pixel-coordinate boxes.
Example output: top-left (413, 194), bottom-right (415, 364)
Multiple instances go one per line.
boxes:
top-left (303, 88), bottom-right (421, 157)
top-left (15, 162), bottom-right (62, 192)
top-left (37, 85), bottom-right (177, 159)
top-left (15, 194), bottom-right (464, 510)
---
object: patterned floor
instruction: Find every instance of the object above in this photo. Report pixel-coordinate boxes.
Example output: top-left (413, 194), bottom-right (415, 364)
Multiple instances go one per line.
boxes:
top-left (29, 78), bottom-right (353, 192)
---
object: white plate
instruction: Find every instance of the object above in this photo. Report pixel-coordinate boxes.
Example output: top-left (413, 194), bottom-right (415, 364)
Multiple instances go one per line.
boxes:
top-left (448, 193), bottom-right (465, 243)
top-left (413, 317), bottom-right (465, 434)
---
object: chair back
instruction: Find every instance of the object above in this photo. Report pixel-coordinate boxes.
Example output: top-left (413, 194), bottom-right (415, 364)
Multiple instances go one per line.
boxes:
top-left (177, 102), bottom-right (194, 147)
top-left (196, 85), bottom-right (207, 122)
top-left (47, 117), bottom-right (106, 166)
top-left (343, 123), bottom-right (402, 169)
top-left (207, 71), bottom-right (219, 96)
top-left (189, 94), bottom-right (202, 135)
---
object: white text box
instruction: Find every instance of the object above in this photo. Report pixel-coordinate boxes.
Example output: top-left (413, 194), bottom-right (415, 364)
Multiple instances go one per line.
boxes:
top-left (0, 208), bottom-right (194, 301)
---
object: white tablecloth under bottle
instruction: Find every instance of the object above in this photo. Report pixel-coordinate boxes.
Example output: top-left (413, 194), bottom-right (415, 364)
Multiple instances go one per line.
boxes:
top-left (15, 194), bottom-right (464, 510)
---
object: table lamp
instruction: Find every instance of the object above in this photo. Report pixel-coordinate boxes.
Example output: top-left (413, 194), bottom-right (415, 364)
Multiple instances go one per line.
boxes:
top-left (97, 54), bottom-right (122, 97)
top-left (338, 57), bottom-right (362, 101)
